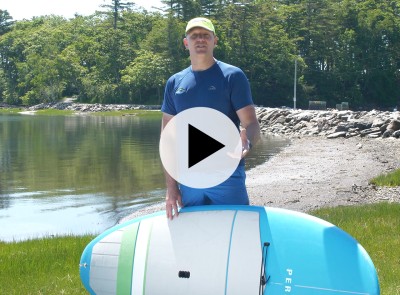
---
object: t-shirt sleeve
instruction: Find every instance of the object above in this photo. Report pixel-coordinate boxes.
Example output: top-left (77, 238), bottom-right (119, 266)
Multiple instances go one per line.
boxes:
top-left (229, 69), bottom-right (254, 111)
top-left (161, 76), bottom-right (177, 115)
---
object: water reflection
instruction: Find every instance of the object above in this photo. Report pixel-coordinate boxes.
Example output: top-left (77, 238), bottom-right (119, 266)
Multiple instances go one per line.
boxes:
top-left (1, 115), bottom-right (163, 198)
top-left (0, 114), bottom-right (288, 241)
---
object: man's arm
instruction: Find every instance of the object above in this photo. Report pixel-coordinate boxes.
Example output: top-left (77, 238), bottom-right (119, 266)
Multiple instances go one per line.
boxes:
top-left (236, 105), bottom-right (261, 157)
top-left (161, 113), bottom-right (183, 219)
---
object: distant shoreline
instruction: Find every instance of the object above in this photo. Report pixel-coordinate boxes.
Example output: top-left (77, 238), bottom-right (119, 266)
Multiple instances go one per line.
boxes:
top-left (3, 102), bottom-right (400, 139)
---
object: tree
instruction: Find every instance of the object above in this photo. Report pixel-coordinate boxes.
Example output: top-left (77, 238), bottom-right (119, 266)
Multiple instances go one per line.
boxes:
top-left (14, 17), bottom-right (71, 104)
top-left (141, 15), bottom-right (187, 73)
top-left (1, 0), bottom-right (400, 108)
top-left (217, 1), bottom-right (300, 106)
top-left (121, 50), bottom-right (170, 103)
top-left (0, 10), bottom-right (14, 35)
top-left (354, 0), bottom-right (400, 109)
top-left (101, 0), bottom-right (135, 29)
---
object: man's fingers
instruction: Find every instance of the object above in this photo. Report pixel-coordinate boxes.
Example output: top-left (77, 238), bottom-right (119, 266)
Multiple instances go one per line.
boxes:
top-left (172, 203), bottom-right (179, 218)
top-left (241, 148), bottom-right (249, 158)
top-left (166, 202), bottom-right (179, 220)
top-left (166, 205), bottom-right (172, 219)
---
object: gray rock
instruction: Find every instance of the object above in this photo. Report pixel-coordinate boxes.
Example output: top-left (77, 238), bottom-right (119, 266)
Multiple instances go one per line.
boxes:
top-left (354, 120), bottom-right (373, 130)
top-left (360, 127), bottom-right (381, 137)
top-left (393, 130), bottom-right (400, 138)
top-left (387, 120), bottom-right (400, 131)
top-left (327, 131), bottom-right (346, 139)
top-left (382, 130), bottom-right (393, 138)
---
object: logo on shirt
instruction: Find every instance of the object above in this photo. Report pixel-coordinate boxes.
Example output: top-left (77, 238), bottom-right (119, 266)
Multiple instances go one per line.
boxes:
top-left (176, 87), bottom-right (186, 94)
top-left (208, 85), bottom-right (216, 91)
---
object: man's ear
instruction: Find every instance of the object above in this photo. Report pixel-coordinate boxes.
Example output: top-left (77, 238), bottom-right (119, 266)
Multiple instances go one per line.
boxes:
top-left (183, 38), bottom-right (189, 49)
top-left (214, 36), bottom-right (218, 47)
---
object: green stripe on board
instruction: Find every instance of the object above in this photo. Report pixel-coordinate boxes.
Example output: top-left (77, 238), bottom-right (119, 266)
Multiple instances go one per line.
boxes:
top-left (116, 223), bottom-right (140, 295)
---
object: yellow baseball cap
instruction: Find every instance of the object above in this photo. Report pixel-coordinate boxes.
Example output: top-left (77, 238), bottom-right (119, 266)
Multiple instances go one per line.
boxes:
top-left (185, 17), bottom-right (215, 34)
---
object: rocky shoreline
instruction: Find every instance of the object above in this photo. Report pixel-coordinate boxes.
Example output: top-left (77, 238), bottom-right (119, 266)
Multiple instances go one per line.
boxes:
top-left (19, 102), bottom-right (400, 140)
top-left (256, 107), bottom-right (400, 139)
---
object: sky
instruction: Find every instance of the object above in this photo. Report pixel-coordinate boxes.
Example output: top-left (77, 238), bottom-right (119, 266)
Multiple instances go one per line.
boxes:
top-left (1, 0), bottom-right (164, 21)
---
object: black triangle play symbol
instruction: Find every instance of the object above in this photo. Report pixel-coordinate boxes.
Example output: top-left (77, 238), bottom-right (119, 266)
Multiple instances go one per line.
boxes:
top-left (188, 124), bottom-right (225, 168)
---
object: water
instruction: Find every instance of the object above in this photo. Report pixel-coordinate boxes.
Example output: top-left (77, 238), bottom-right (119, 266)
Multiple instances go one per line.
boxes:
top-left (0, 113), bottom-right (289, 241)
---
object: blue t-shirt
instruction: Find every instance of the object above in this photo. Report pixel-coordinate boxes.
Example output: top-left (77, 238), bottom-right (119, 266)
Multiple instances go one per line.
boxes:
top-left (161, 60), bottom-right (253, 128)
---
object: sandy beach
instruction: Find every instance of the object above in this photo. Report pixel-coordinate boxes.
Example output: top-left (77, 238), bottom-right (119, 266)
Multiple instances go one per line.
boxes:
top-left (121, 136), bottom-right (400, 222)
top-left (247, 136), bottom-right (400, 211)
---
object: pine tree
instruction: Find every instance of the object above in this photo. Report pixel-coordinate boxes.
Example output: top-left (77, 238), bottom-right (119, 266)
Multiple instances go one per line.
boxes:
top-left (101, 0), bottom-right (135, 29)
top-left (0, 10), bottom-right (14, 35)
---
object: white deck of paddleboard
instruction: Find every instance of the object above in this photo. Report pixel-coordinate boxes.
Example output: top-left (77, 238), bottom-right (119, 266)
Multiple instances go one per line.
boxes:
top-left (136, 210), bottom-right (262, 295)
top-left (89, 210), bottom-right (262, 295)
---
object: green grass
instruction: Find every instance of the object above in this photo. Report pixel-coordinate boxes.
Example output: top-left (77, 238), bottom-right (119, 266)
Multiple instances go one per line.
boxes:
top-left (90, 109), bottom-right (162, 118)
top-left (33, 108), bottom-right (162, 117)
top-left (34, 109), bottom-right (76, 116)
top-left (0, 107), bottom-right (23, 114)
top-left (0, 107), bottom-right (162, 118)
top-left (311, 202), bottom-right (400, 295)
top-left (370, 168), bottom-right (400, 187)
top-left (0, 235), bottom-right (94, 295)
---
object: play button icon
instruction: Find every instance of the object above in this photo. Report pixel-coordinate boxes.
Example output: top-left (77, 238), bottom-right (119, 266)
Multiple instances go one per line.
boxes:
top-left (159, 107), bottom-right (242, 189)
top-left (188, 124), bottom-right (225, 168)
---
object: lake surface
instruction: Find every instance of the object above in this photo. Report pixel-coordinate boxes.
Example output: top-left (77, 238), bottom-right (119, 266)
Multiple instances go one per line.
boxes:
top-left (0, 113), bottom-right (289, 242)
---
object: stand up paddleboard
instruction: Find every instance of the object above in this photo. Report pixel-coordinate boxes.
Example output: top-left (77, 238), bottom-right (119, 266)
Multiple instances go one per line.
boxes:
top-left (79, 205), bottom-right (380, 295)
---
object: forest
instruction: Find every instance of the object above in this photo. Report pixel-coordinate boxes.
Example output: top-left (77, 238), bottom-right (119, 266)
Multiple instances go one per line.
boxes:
top-left (0, 0), bottom-right (399, 110)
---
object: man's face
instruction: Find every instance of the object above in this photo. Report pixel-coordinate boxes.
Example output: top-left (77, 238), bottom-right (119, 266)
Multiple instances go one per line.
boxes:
top-left (184, 28), bottom-right (218, 56)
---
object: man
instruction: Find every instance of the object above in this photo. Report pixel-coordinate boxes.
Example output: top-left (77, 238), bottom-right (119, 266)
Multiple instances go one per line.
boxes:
top-left (161, 17), bottom-right (260, 219)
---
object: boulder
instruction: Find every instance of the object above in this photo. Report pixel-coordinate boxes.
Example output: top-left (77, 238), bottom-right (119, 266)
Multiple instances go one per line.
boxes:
top-left (327, 131), bottom-right (347, 139)
top-left (387, 120), bottom-right (400, 131)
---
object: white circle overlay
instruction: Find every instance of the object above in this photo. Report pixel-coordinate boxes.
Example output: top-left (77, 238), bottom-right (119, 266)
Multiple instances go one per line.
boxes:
top-left (159, 107), bottom-right (242, 189)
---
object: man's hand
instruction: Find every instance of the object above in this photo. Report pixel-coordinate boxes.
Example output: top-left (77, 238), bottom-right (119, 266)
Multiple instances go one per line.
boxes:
top-left (237, 104), bottom-right (260, 158)
top-left (161, 112), bottom-right (183, 220)
top-left (240, 129), bottom-right (251, 158)
top-left (165, 186), bottom-right (183, 220)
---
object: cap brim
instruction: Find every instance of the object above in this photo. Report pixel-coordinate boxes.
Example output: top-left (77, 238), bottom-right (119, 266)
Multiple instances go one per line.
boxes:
top-left (186, 25), bottom-right (214, 33)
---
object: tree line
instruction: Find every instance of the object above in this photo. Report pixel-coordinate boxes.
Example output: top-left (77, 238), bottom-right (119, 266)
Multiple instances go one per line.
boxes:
top-left (0, 0), bottom-right (399, 110)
